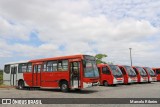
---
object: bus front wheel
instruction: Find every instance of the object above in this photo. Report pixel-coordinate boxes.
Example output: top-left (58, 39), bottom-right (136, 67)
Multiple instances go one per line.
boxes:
top-left (18, 80), bottom-right (24, 90)
top-left (60, 81), bottom-right (69, 92)
top-left (103, 81), bottom-right (108, 86)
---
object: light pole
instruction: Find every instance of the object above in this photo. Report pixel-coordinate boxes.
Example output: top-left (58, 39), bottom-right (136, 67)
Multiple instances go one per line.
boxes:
top-left (129, 48), bottom-right (132, 66)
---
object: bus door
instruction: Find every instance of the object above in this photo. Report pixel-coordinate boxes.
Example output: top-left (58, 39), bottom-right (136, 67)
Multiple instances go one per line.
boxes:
top-left (69, 61), bottom-right (81, 89)
top-left (10, 65), bottom-right (18, 86)
top-left (33, 63), bottom-right (42, 86)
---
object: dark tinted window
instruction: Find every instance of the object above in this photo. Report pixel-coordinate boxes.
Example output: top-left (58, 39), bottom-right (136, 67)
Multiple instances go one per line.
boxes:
top-left (133, 68), bottom-right (138, 75)
top-left (120, 67), bottom-right (126, 75)
top-left (156, 69), bottom-right (160, 74)
top-left (4, 65), bottom-right (10, 74)
top-left (102, 67), bottom-right (110, 74)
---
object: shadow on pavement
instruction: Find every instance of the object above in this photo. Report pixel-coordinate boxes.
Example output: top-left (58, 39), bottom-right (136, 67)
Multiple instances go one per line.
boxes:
top-left (18, 87), bottom-right (98, 94)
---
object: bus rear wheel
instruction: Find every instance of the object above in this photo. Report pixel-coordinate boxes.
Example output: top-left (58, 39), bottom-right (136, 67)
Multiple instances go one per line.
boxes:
top-left (18, 80), bottom-right (24, 90)
top-left (60, 81), bottom-right (69, 92)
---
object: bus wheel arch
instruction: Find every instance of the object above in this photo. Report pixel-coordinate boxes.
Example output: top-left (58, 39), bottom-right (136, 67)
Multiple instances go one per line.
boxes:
top-left (59, 79), bottom-right (69, 92)
top-left (18, 79), bottom-right (25, 90)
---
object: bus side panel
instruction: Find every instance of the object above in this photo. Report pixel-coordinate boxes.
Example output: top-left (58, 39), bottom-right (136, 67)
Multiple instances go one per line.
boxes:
top-left (108, 75), bottom-right (114, 85)
top-left (123, 75), bottom-right (128, 84)
top-left (17, 73), bottom-right (27, 86)
top-left (137, 75), bottom-right (141, 82)
top-left (100, 73), bottom-right (113, 85)
top-left (157, 74), bottom-right (160, 81)
top-left (23, 73), bottom-right (33, 87)
top-left (41, 71), bottom-right (69, 87)
top-left (134, 68), bottom-right (141, 83)
top-left (156, 69), bottom-right (160, 81)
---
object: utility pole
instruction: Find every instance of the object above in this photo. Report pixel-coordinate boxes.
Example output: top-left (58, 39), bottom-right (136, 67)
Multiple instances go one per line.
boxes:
top-left (129, 48), bottom-right (132, 66)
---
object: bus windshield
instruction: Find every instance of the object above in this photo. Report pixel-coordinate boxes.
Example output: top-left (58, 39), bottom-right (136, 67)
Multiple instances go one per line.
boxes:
top-left (124, 66), bottom-right (137, 77)
top-left (137, 67), bottom-right (147, 76)
top-left (84, 60), bottom-right (99, 78)
top-left (109, 65), bottom-right (123, 78)
top-left (145, 67), bottom-right (156, 76)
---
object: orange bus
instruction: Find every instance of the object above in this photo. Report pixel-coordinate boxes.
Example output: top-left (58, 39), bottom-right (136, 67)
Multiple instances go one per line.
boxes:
top-left (132, 66), bottom-right (148, 83)
top-left (118, 65), bottom-right (137, 84)
top-left (3, 55), bottom-right (100, 92)
top-left (98, 64), bottom-right (124, 86)
top-left (143, 67), bottom-right (157, 82)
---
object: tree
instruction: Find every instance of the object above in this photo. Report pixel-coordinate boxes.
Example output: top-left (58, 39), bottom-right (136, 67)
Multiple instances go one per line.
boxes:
top-left (95, 54), bottom-right (107, 64)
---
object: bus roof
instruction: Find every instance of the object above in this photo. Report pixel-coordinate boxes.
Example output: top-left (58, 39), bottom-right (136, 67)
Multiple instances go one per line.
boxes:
top-left (97, 63), bottom-right (117, 67)
top-left (4, 60), bottom-right (29, 65)
top-left (152, 67), bottom-right (160, 70)
top-left (29, 54), bottom-right (86, 63)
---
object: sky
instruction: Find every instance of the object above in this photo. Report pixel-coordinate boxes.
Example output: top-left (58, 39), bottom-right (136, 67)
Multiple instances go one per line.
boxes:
top-left (0, 0), bottom-right (160, 69)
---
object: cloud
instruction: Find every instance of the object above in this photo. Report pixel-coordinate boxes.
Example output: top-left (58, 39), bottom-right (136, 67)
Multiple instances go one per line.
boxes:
top-left (0, 17), bottom-right (31, 40)
top-left (0, 0), bottom-right (160, 68)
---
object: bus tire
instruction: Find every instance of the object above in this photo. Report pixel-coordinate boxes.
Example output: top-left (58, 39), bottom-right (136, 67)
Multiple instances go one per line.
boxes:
top-left (103, 81), bottom-right (108, 86)
top-left (60, 81), bottom-right (69, 92)
top-left (18, 80), bottom-right (24, 90)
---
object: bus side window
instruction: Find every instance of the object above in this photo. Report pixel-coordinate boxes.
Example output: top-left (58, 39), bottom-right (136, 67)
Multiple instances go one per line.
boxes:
top-left (26, 63), bottom-right (32, 72)
top-left (52, 61), bottom-right (57, 71)
top-left (157, 69), bottom-right (160, 74)
top-left (102, 67), bottom-right (110, 74)
top-left (120, 67), bottom-right (126, 75)
top-left (47, 61), bottom-right (53, 72)
top-left (4, 65), bottom-right (10, 74)
top-left (45, 61), bottom-right (58, 72)
top-left (43, 62), bottom-right (47, 71)
top-left (58, 60), bottom-right (68, 71)
top-left (18, 63), bottom-right (27, 73)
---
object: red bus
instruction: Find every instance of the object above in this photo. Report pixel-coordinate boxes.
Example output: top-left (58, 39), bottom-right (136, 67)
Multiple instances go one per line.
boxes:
top-left (143, 67), bottom-right (157, 82)
top-left (98, 64), bottom-right (124, 86)
top-left (3, 55), bottom-right (99, 92)
top-left (152, 68), bottom-right (160, 81)
top-left (118, 65), bottom-right (138, 84)
top-left (132, 66), bottom-right (148, 83)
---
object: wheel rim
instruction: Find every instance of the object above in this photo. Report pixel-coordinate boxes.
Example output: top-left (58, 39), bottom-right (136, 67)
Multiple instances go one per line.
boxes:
top-left (19, 82), bottom-right (23, 89)
top-left (104, 82), bottom-right (108, 86)
top-left (62, 84), bottom-right (67, 90)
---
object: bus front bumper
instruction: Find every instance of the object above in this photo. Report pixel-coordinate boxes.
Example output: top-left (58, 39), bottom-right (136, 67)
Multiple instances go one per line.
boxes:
top-left (83, 81), bottom-right (100, 88)
top-left (113, 78), bottom-right (124, 84)
top-left (149, 77), bottom-right (157, 82)
top-left (128, 77), bottom-right (138, 83)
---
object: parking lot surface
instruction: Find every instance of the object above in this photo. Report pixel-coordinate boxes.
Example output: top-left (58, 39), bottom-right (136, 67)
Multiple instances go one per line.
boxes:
top-left (0, 82), bottom-right (160, 107)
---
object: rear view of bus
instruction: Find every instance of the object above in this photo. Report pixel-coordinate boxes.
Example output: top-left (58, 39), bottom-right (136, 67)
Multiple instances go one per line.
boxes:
top-left (118, 65), bottom-right (137, 84)
top-left (132, 66), bottom-right (148, 83)
top-left (143, 67), bottom-right (157, 82)
top-left (98, 64), bottom-right (124, 86)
